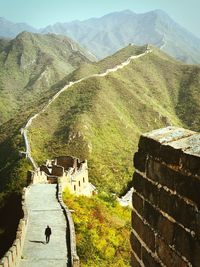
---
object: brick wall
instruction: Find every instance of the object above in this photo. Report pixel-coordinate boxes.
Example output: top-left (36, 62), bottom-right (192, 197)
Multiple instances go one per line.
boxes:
top-left (131, 127), bottom-right (200, 267)
top-left (0, 188), bottom-right (29, 267)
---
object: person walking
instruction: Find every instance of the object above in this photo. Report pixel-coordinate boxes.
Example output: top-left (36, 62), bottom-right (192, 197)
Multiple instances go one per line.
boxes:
top-left (45, 225), bottom-right (52, 243)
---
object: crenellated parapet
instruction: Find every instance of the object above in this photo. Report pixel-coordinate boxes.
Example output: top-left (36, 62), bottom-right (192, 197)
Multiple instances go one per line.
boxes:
top-left (131, 126), bottom-right (200, 267)
top-left (39, 156), bottom-right (96, 196)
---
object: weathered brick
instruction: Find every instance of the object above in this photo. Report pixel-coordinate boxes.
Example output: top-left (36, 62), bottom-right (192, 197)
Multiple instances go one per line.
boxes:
top-left (130, 231), bottom-right (141, 259)
top-left (132, 192), bottom-right (144, 216)
top-left (157, 214), bottom-right (175, 245)
top-left (133, 151), bottom-right (147, 173)
top-left (133, 172), bottom-right (159, 206)
top-left (138, 135), bottom-right (161, 158)
top-left (172, 197), bottom-right (196, 232)
top-left (175, 173), bottom-right (200, 209)
top-left (132, 210), bottom-right (155, 252)
top-left (158, 187), bottom-right (175, 216)
top-left (131, 251), bottom-right (141, 267)
top-left (147, 158), bottom-right (200, 209)
top-left (158, 187), bottom-right (197, 233)
top-left (146, 158), bottom-right (161, 183)
top-left (131, 211), bottom-right (143, 240)
top-left (139, 127), bottom-right (194, 164)
top-left (143, 200), bottom-right (160, 230)
top-left (134, 171), bottom-right (198, 236)
top-left (141, 246), bottom-right (161, 267)
top-left (181, 152), bottom-right (200, 176)
top-left (132, 172), bottom-right (144, 194)
top-left (159, 144), bottom-right (182, 165)
top-left (173, 224), bottom-right (200, 266)
top-left (156, 237), bottom-right (188, 267)
top-left (132, 127), bottom-right (200, 267)
top-left (171, 133), bottom-right (200, 175)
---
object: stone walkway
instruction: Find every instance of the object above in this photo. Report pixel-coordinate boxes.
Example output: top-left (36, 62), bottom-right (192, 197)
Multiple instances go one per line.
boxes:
top-left (18, 184), bottom-right (68, 267)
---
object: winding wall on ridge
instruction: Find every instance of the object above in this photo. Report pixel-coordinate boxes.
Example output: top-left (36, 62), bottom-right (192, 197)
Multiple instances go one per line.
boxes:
top-left (131, 126), bottom-right (200, 267)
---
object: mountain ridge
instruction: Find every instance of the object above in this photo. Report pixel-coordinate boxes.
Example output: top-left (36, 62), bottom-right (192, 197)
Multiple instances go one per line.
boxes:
top-left (25, 44), bottom-right (200, 193)
top-left (0, 31), bottom-right (95, 125)
top-left (0, 42), bottom-right (199, 257)
top-left (41, 9), bottom-right (200, 64)
top-left (0, 10), bottom-right (200, 64)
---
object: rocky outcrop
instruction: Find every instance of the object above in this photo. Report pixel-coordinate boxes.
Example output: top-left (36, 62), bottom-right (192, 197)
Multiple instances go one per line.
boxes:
top-left (131, 126), bottom-right (200, 266)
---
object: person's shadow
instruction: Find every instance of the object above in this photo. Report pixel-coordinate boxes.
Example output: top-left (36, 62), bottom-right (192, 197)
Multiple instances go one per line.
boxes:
top-left (29, 240), bottom-right (45, 244)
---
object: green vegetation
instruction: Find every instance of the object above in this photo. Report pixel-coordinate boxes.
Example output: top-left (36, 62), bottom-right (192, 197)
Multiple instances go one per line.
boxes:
top-left (0, 32), bottom-right (92, 125)
top-left (63, 190), bottom-right (131, 267)
top-left (0, 32), bottom-right (93, 256)
top-left (28, 45), bottom-right (200, 194)
top-left (0, 39), bottom-right (200, 260)
top-left (0, 31), bottom-right (92, 197)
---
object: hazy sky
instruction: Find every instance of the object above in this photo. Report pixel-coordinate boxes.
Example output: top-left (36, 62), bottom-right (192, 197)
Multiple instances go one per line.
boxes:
top-left (0, 0), bottom-right (200, 37)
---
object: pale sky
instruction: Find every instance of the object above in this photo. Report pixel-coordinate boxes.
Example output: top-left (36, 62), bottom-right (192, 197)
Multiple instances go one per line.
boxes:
top-left (0, 0), bottom-right (200, 37)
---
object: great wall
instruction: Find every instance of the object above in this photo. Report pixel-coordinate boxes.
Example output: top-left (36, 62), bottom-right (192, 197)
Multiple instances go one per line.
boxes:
top-left (1, 43), bottom-right (200, 266)
top-left (0, 46), bottom-right (152, 267)
top-left (131, 126), bottom-right (200, 267)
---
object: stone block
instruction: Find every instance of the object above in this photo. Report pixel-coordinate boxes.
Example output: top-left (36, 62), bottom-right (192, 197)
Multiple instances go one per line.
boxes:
top-left (132, 192), bottom-right (144, 216)
top-left (147, 158), bottom-right (200, 209)
top-left (141, 246), bottom-right (161, 267)
top-left (170, 133), bottom-right (200, 175)
top-left (156, 237), bottom-right (188, 267)
top-left (139, 127), bottom-right (198, 167)
top-left (138, 135), bottom-right (161, 158)
top-left (143, 201), bottom-right (160, 230)
top-left (132, 210), bottom-right (155, 252)
top-left (133, 172), bottom-right (159, 206)
top-left (133, 151), bottom-right (147, 173)
top-left (181, 152), bottom-right (200, 176)
top-left (159, 187), bottom-right (198, 233)
top-left (158, 188), bottom-right (175, 216)
top-left (131, 251), bottom-right (141, 267)
top-left (132, 172), bottom-right (144, 194)
top-left (146, 158), bottom-right (161, 183)
top-left (130, 231), bottom-right (141, 259)
top-left (173, 224), bottom-right (200, 266)
top-left (172, 197), bottom-right (196, 233)
top-left (157, 214), bottom-right (175, 245)
top-left (159, 144), bottom-right (182, 165)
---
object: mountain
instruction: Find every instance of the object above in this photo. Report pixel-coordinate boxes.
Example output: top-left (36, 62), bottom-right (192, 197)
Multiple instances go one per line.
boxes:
top-left (0, 17), bottom-right (37, 38)
top-left (0, 31), bottom-right (95, 125)
top-left (0, 31), bottom-right (96, 256)
top-left (42, 9), bottom-right (200, 64)
top-left (25, 45), bottom-right (200, 194)
top-left (0, 42), bottom-right (199, 257)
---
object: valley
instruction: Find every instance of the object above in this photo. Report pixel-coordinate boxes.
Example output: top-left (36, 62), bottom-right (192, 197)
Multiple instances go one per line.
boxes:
top-left (0, 28), bottom-right (199, 266)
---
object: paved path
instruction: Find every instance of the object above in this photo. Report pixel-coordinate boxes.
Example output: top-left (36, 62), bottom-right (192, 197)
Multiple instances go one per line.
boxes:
top-left (18, 184), bottom-right (68, 267)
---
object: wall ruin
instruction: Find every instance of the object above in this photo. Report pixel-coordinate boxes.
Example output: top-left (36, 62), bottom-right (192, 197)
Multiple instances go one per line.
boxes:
top-left (131, 127), bottom-right (200, 267)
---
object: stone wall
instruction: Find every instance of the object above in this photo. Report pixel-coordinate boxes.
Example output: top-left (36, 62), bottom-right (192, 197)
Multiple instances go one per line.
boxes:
top-left (131, 127), bottom-right (200, 267)
top-left (0, 188), bottom-right (29, 267)
top-left (28, 170), bottom-right (48, 184)
top-left (57, 183), bottom-right (80, 267)
top-left (55, 156), bottom-right (77, 170)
